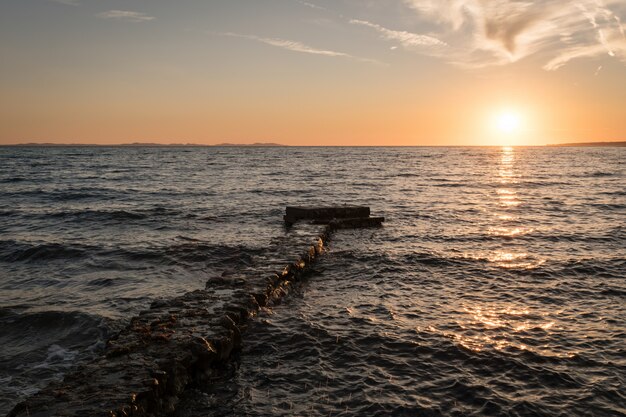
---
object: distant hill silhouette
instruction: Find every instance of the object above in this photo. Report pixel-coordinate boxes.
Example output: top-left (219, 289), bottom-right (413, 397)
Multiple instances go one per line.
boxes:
top-left (212, 142), bottom-right (286, 147)
top-left (2, 142), bottom-right (287, 147)
top-left (548, 141), bottom-right (626, 147)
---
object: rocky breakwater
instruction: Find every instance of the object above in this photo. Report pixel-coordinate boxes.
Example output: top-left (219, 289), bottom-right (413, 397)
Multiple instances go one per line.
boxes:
top-left (8, 207), bottom-right (383, 417)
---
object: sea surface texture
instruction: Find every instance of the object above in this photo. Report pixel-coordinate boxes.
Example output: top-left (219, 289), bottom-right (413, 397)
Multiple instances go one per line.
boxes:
top-left (0, 146), bottom-right (624, 416)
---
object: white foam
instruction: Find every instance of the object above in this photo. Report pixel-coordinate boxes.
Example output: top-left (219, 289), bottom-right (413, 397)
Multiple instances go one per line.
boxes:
top-left (32, 344), bottom-right (77, 369)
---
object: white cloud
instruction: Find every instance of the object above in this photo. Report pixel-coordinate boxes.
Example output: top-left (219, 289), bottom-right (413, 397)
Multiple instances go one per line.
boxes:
top-left (350, 19), bottom-right (446, 48)
top-left (50, 0), bottom-right (80, 6)
top-left (97, 10), bottom-right (155, 23)
top-left (402, 0), bottom-right (626, 70)
top-left (294, 0), bottom-right (328, 12)
top-left (544, 38), bottom-right (626, 70)
top-left (221, 32), bottom-right (382, 64)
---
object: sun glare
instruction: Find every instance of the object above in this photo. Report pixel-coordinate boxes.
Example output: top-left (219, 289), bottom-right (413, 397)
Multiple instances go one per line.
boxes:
top-left (495, 111), bottom-right (522, 134)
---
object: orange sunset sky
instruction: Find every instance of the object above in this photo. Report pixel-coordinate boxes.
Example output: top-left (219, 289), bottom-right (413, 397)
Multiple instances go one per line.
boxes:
top-left (1, 0), bottom-right (625, 146)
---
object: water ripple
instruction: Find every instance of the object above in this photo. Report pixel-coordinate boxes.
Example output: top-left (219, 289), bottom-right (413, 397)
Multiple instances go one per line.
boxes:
top-left (0, 146), bottom-right (624, 416)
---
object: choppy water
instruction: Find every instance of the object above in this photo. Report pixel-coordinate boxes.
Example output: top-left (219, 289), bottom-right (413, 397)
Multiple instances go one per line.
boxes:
top-left (1, 146), bottom-right (624, 416)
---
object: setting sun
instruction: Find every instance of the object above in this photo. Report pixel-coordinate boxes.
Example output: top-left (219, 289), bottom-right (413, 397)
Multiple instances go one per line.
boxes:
top-left (494, 111), bottom-right (522, 135)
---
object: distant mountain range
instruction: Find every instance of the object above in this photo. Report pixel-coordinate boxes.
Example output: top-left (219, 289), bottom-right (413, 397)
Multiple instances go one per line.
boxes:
top-left (2, 142), bottom-right (287, 147)
top-left (547, 141), bottom-right (626, 147)
top-left (211, 142), bottom-right (286, 147)
top-left (2, 141), bottom-right (625, 147)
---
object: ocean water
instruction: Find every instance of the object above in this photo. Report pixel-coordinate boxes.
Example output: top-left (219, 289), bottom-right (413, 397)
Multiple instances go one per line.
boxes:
top-left (0, 146), bottom-right (624, 416)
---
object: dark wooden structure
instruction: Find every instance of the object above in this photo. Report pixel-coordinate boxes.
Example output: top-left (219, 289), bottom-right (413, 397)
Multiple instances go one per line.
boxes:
top-left (284, 206), bottom-right (384, 228)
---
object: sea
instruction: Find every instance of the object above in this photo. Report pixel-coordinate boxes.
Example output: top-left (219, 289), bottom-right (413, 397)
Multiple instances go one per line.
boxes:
top-left (0, 146), bottom-right (624, 416)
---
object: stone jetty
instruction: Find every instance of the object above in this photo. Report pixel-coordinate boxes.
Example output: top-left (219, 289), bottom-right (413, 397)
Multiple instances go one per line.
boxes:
top-left (8, 207), bottom-right (383, 417)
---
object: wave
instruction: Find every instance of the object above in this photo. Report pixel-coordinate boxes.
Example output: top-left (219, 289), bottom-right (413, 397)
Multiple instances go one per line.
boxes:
top-left (0, 308), bottom-right (110, 360)
top-left (599, 190), bottom-right (626, 197)
top-left (48, 191), bottom-right (109, 201)
top-left (330, 249), bottom-right (535, 271)
top-left (589, 203), bottom-right (626, 210)
top-left (331, 248), bottom-right (625, 279)
top-left (48, 209), bottom-right (148, 221)
top-left (0, 177), bottom-right (26, 183)
top-left (540, 258), bottom-right (626, 279)
top-left (420, 230), bottom-right (626, 244)
top-left (0, 240), bottom-right (89, 263)
top-left (0, 237), bottom-right (264, 268)
top-left (45, 207), bottom-right (183, 221)
top-left (164, 242), bottom-right (261, 265)
top-left (0, 308), bottom-right (111, 415)
top-left (433, 182), bottom-right (465, 187)
top-left (589, 171), bottom-right (615, 177)
top-left (601, 287), bottom-right (626, 298)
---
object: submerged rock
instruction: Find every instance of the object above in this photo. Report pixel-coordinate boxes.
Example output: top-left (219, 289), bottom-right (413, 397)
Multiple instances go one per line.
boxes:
top-left (8, 223), bottom-right (333, 417)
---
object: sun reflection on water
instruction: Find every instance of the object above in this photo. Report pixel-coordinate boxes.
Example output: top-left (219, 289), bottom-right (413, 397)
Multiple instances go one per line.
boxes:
top-left (487, 226), bottom-right (534, 237)
top-left (497, 149), bottom-right (520, 209)
top-left (434, 147), bottom-right (566, 357)
top-left (461, 147), bottom-right (545, 269)
top-left (461, 251), bottom-right (545, 269)
top-left (497, 214), bottom-right (516, 221)
top-left (429, 304), bottom-right (573, 358)
top-left (485, 148), bottom-right (544, 268)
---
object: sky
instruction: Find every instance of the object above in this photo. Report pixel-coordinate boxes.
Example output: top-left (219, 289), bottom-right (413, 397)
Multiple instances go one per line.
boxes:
top-left (1, 0), bottom-right (625, 146)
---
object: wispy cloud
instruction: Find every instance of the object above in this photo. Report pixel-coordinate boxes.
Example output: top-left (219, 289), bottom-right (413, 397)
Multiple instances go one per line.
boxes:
top-left (294, 0), bottom-right (328, 12)
top-left (402, 0), bottom-right (626, 70)
top-left (221, 32), bottom-right (382, 64)
top-left (350, 19), bottom-right (446, 48)
top-left (544, 38), bottom-right (626, 70)
top-left (96, 10), bottom-right (155, 23)
top-left (50, 0), bottom-right (80, 6)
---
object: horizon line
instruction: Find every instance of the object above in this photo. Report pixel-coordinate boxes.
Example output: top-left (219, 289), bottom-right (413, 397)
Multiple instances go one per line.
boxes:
top-left (1, 140), bottom-right (626, 148)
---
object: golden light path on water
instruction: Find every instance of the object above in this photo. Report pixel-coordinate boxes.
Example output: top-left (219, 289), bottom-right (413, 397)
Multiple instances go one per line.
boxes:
top-left (440, 147), bottom-right (565, 358)
top-left (462, 147), bottom-right (543, 269)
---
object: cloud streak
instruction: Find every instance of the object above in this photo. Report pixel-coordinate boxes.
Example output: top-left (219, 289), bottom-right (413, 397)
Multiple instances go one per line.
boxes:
top-left (221, 32), bottom-right (382, 64)
top-left (350, 19), bottom-right (446, 48)
top-left (49, 0), bottom-right (80, 5)
top-left (97, 10), bottom-right (155, 23)
top-left (402, 0), bottom-right (626, 70)
top-left (294, 0), bottom-right (329, 12)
